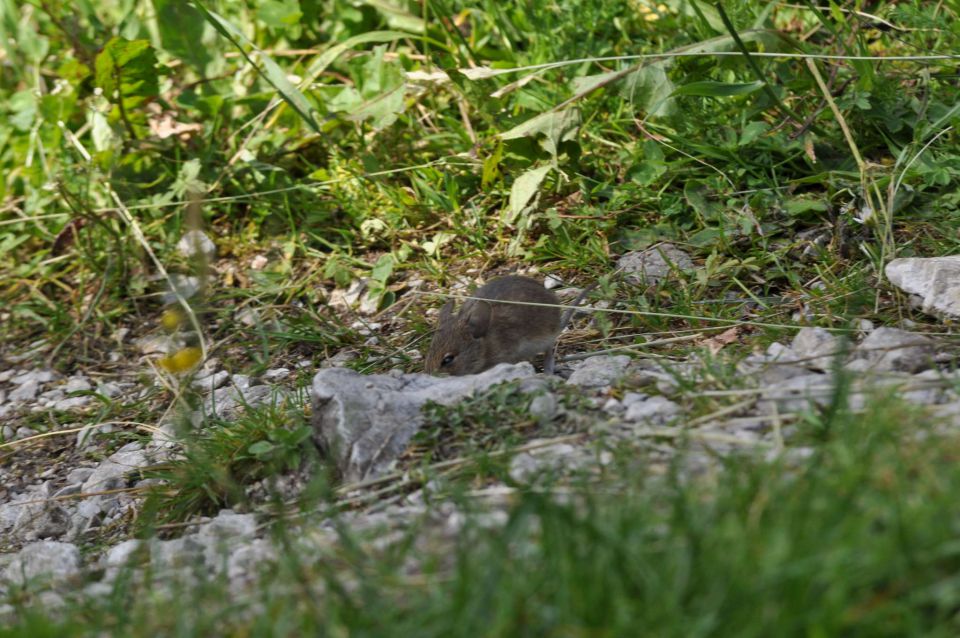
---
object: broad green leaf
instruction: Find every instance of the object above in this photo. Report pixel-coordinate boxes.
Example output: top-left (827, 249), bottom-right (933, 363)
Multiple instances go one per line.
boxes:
top-left (370, 253), bottom-right (395, 284)
top-left (629, 140), bottom-right (667, 185)
top-left (90, 110), bottom-right (118, 152)
top-left (258, 0), bottom-right (302, 28)
top-left (247, 441), bottom-right (274, 456)
top-left (481, 141), bottom-right (503, 189)
top-left (507, 164), bottom-right (552, 224)
top-left (9, 90), bottom-right (36, 132)
top-left (621, 63), bottom-right (675, 117)
top-left (784, 199), bottom-right (828, 216)
top-left (672, 81), bottom-right (764, 98)
top-left (94, 37), bottom-right (159, 103)
top-left (328, 46), bottom-right (408, 129)
top-left (739, 121), bottom-right (769, 146)
top-left (345, 85), bottom-right (406, 130)
top-left (360, 0), bottom-right (426, 33)
top-left (152, 0), bottom-right (211, 73)
top-left (664, 0), bottom-right (724, 32)
top-left (304, 31), bottom-right (411, 86)
top-left (193, 3), bottom-right (321, 133)
top-left (500, 109), bottom-right (581, 159)
top-left (684, 180), bottom-right (722, 221)
top-left (501, 108), bottom-right (579, 141)
top-left (569, 70), bottom-right (623, 96)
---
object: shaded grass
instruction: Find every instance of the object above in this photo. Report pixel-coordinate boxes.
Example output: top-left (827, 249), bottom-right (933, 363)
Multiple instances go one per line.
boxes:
top-left (7, 391), bottom-right (960, 636)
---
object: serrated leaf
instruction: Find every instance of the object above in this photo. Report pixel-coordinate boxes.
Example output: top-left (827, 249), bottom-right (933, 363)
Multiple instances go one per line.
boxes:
top-left (507, 164), bottom-right (552, 224)
top-left (672, 81), bottom-right (765, 98)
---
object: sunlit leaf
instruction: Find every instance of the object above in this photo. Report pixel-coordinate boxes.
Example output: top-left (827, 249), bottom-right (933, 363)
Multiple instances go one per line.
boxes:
top-left (672, 80), bottom-right (764, 98)
top-left (507, 164), bottom-right (552, 224)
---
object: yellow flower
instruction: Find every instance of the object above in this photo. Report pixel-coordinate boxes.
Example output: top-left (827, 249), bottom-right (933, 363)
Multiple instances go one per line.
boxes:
top-left (158, 347), bottom-right (203, 373)
top-left (160, 307), bottom-right (185, 332)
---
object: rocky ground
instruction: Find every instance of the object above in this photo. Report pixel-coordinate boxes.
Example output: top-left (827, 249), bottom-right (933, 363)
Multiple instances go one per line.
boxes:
top-left (2, 304), bottom-right (957, 620)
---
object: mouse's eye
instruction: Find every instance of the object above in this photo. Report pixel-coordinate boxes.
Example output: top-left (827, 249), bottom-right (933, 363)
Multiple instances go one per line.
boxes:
top-left (441, 353), bottom-right (456, 367)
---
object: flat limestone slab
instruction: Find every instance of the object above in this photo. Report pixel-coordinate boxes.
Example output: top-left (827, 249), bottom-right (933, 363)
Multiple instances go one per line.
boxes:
top-left (885, 256), bottom-right (960, 319)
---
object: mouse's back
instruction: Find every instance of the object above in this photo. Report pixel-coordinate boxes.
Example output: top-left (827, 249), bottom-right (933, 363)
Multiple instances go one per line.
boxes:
top-left (425, 275), bottom-right (562, 375)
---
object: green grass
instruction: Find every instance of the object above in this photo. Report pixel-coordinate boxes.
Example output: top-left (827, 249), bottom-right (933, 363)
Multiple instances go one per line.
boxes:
top-left (6, 392), bottom-right (960, 636)
top-left (3, 0), bottom-right (960, 634)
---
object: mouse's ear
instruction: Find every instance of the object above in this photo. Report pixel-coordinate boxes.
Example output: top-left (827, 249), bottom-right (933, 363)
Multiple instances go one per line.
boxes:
top-left (465, 300), bottom-right (492, 338)
top-left (438, 300), bottom-right (455, 323)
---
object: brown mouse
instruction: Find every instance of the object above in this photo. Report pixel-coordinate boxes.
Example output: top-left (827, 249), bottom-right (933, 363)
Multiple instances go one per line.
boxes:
top-left (424, 275), bottom-right (592, 376)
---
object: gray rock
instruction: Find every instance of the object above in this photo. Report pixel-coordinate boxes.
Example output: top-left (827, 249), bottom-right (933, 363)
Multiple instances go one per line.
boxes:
top-left (618, 243), bottom-right (694, 285)
top-left (96, 382), bottom-right (122, 398)
top-left (566, 355), bottom-right (631, 389)
top-left (196, 510), bottom-right (258, 543)
top-left (791, 327), bottom-right (843, 371)
top-left (192, 370), bottom-right (230, 393)
top-left (64, 467), bottom-right (95, 485)
top-left (624, 395), bottom-right (681, 425)
top-left (328, 279), bottom-right (366, 312)
top-left (10, 380), bottom-right (39, 402)
top-left (133, 335), bottom-right (170, 355)
top-left (262, 368), bottom-right (291, 381)
top-left (101, 539), bottom-right (144, 581)
top-left (508, 441), bottom-right (580, 482)
top-left (854, 327), bottom-right (935, 373)
top-left (150, 536), bottom-right (205, 573)
top-left (195, 510), bottom-right (259, 570)
top-left (528, 393), bottom-right (560, 423)
top-left (602, 397), bottom-right (624, 413)
top-left (177, 230), bottom-right (217, 261)
top-left (230, 374), bottom-right (252, 391)
top-left (896, 369), bottom-right (947, 406)
top-left (77, 423), bottom-right (116, 448)
top-left (226, 538), bottom-right (276, 589)
top-left (82, 447), bottom-right (149, 493)
top-left (322, 350), bottom-right (359, 368)
top-left (3, 541), bottom-right (81, 586)
top-left (0, 483), bottom-right (70, 543)
top-left (312, 363), bottom-right (534, 481)
top-left (15, 426), bottom-right (36, 440)
top-left (162, 274), bottom-right (202, 304)
top-left (757, 373), bottom-right (860, 413)
top-left (64, 376), bottom-right (92, 393)
top-left (10, 369), bottom-right (55, 385)
top-left (930, 402), bottom-right (960, 429)
top-left (885, 256), bottom-right (960, 318)
top-left (204, 384), bottom-right (279, 418)
top-left (52, 396), bottom-right (90, 411)
top-left (68, 499), bottom-right (105, 538)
